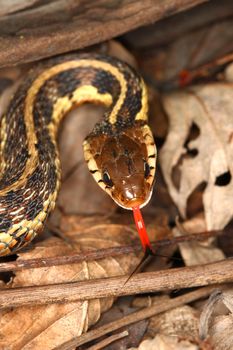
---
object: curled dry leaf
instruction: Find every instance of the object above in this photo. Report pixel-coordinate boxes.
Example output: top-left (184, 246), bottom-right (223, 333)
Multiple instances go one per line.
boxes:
top-left (200, 289), bottom-right (233, 350)
top-left (160, 81), bottom-right (233, 230)
top-left (0, 216), bottom-right (141, 350)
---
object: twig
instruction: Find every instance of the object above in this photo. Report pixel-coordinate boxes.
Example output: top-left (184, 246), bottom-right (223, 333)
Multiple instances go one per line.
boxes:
top-left (85, 330), bottom-right (129, 350)
top-left (54, 286), bottom-right (220, 350)
top-left (0, 229), bottom-right (222, 272)
top-left (0, 258), bottom-right (232, 309)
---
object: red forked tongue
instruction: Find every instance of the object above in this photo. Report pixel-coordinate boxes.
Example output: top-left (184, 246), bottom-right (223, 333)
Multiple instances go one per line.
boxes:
top-left (132, 206), bottom-right (154, 255)
top-left (123, 206), bottom-right (155, 284)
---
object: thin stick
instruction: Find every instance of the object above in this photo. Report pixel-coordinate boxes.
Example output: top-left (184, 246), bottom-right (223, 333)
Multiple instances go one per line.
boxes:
top-left (0, 258), bottom-right (232, 309)
top-left (85, 330), bottom-right (129, 350)
top-left (54, 286), bottom-right (219, 350)
top-left (0, 229), bottom-right (222, 272)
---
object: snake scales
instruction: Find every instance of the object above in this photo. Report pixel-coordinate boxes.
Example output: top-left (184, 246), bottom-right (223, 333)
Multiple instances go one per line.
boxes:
top-left (0, 53), bottom-right (156, 256)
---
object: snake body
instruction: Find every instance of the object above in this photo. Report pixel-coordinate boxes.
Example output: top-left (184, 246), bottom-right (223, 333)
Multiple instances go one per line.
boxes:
top-left (0, 54), bottom-right (156, 256)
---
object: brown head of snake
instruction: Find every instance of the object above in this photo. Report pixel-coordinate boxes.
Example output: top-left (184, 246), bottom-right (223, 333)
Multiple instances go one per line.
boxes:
top-left (0, 53), bottom-right (156, 255)
top-left (84, 122), bottom-right (156, 209)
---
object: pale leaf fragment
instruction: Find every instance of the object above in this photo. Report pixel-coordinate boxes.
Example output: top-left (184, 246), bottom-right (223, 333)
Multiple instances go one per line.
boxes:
top-left (129, 334), bottom-right (198, 350)
top-left (210, 315), bottom-right (233, 350)
top-left (160, 83), bottom-right (233, 230)
top-left (148, 305), bottom-right (199, 342)
top-left (173, 215), bottom-right (225, 266)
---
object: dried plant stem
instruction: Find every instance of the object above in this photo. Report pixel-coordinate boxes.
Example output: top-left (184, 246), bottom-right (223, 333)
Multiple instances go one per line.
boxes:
top-left (0, 229), bottom-right (222, 272)
top-left (85, 330), bottom-right (129, 350)
top-left (0, 258), bottom-right (232, 309)
top-left (55, 286), bottom-right (219, 350)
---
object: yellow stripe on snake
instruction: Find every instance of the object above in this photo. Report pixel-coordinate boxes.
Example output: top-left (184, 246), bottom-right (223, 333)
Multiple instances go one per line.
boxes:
top-left (0, 54), bottom-right (157, 256)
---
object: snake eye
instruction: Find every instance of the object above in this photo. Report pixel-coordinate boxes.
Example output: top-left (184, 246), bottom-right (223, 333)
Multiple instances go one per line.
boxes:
top-left (144, 161), bottom-right (150, 178)
top-left (103, 171), bottom-right (114, 187)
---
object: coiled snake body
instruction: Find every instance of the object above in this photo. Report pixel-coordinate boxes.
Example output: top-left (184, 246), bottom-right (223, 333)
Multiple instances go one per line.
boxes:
top-left (0, 54), bottom-right (156, 256)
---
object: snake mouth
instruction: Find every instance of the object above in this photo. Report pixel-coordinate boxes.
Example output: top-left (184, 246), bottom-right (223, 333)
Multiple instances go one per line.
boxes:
top-left (113, 189), bottom-right (153, 210)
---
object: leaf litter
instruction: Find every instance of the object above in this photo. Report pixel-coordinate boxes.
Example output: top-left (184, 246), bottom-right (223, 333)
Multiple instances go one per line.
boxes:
top-left (0, 7), bottom-right (233, 349)
top-left (160, 79), bottom-right (233, 230)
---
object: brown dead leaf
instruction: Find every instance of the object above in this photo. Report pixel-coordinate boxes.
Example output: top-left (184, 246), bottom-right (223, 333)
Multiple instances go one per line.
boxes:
top-left (149, 305), bottom-right (199, 342)
top-left (133, 295), bottom-right (200, 347)
top-left (174, 215), bottom-right (225, 266)
top-left (0, 217), bottom-right (141, 350)
top-left (0, 238), bottom-right (92, 350)
top-left (160, 80), bottom-right (233, 231)
top-left (129, 334), bottom-right (198, 350)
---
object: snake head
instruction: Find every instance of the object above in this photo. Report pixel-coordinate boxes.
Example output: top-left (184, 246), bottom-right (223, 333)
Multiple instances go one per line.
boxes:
top-left (83, 123), bottom-right (156, 210)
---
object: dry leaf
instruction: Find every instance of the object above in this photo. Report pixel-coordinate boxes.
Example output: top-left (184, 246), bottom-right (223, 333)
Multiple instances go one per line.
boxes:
top-left (0, 210), bottom-right (171, 349)
top-left (0, 237), bottom-right (92, 350)
top-left (0, 216), bottom-right (141, 350)
top-left (225, 62), bottom-right (233, 82)
top-left (143, 295), bottom-right (199, 345)
top-left (173, 215), bottom-right (225, 266)
top-left (160, 81), bottom-right (233, 230)
top-left (129, 334), bottom-right (198, 350)
top-left (200, 289), bottom-right (233, 350)
top-left (210, 315), bottom-right (233, 350)
top-left (148, 305), bottom-right (199, 342)
top-left (131, 296), bottom-right (200, 349)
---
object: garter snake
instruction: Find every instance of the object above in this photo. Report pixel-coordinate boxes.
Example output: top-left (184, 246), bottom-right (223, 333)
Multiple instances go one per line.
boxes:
top-left (0, 54), bottom-right (157, 256)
